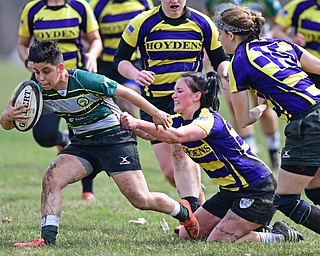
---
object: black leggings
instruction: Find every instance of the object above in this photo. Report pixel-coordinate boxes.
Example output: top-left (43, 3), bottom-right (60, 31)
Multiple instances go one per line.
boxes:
top-left (32, 109), bottom-right (65, 147)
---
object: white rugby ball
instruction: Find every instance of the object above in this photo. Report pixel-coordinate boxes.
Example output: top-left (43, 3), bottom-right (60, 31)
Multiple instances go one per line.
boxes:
top-left (11, 80), bottom-right (43, 132)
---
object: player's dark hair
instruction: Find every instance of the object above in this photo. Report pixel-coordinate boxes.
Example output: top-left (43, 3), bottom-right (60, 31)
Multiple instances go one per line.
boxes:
top-left (28, 40), bottom-right (63, 66)
top-left (180, 71), bottom-right (221, 111)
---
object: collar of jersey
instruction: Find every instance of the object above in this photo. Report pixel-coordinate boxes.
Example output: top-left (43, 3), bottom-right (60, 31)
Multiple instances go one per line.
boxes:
top-left (159, 6), bottom-right (189, 26)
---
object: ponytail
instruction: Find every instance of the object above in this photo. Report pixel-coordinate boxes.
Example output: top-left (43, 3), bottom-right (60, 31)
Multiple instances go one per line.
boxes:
top-left (180, 71), bottom-right (222, 111)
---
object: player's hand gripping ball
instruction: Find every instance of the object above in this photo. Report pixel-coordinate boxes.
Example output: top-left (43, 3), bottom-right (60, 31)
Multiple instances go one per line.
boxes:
top-left (11, 80), bottom-right (43, 132)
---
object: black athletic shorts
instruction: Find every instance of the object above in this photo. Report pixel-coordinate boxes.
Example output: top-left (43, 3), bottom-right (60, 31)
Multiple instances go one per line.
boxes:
top-left (281, 102), bottom-right (320, 168)
top-left (61, 126), bottom-right (142, 179)
top-left (202, 175), bottom-right (277, 225)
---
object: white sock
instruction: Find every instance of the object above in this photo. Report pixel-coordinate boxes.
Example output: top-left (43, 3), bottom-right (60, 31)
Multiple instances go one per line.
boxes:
top-left (243, 135), bottom-right (258, 154)
top-left (41, 215), bottom-right (60, 227)
top-left (259, 232), bottom-right (285, 243)
top-left (169, 201), bottom-right (181, 217)
top-left (264, 131), bottom-right (280, 150)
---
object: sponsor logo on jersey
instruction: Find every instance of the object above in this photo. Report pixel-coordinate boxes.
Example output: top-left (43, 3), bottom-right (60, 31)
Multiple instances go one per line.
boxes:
top-left (101, 23), bottom-right (127, 34)
top-left (34, 29), bottom-right (77, 40)
top-left (77, 96), bottom-right (90, 107)
top-left (145, 40), bottom-right (202, 51)
top-left (182, 142), bottom-right (212, 158)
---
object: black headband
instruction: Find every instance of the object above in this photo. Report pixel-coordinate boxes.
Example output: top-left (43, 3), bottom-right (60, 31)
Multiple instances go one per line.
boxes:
top-left (215, 19), bottom-right (251, 35)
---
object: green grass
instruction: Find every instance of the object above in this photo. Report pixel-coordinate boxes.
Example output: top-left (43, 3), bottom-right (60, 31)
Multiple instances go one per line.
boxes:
top-left (0, 59), bottom-right (319, 255)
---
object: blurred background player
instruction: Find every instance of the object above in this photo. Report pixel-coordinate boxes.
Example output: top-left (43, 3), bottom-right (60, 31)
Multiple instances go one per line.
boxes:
top-left (90, 0), bottom-right (154, 117)
top-left (114, 0), bottom-right (230, 212)
top-left (271, 0), bottom-right (320, 90)
top-left (17, 0), bottom-right (103, 200)
top-left (205, 0), bottom-right (282, 169)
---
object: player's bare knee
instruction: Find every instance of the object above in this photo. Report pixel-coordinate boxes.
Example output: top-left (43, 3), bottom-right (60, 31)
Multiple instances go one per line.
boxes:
top-left (42, 162), bottom-right (61, 188)
top-left (128, 194), bottom-right (150, 210)
top-left (164, 173), bottom-right (175, 186)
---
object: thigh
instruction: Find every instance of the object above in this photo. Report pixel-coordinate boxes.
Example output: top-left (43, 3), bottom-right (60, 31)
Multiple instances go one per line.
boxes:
top-left (171, 143), bottom-right (187, 158)
top-left (152, 142), bottom-right (174, 173)
top-left (112, 170), bottom-right (150, 204)
top-left (207, 209), bottom-right (260, 242)
top-left (44, 154), bottom-right (88, 189)
top-left (276, 168), bottom-right (314, 194)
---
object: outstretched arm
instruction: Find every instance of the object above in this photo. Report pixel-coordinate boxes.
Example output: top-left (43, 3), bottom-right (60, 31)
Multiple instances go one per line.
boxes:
top-left (0, 99), bottom-right (29, 130)
top-left (115, 84), bottom-right (170, 129)
top-left (120, 112), bottom-right (207, 144)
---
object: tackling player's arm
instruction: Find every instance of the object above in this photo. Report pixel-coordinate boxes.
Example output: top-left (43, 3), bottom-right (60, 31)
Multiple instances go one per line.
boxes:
top-left (120, 112), bottom-right (207, 143)
top-left (114, 84), bottom-right (170, 129)
top-left (0, 99), bottom-right (29, 130)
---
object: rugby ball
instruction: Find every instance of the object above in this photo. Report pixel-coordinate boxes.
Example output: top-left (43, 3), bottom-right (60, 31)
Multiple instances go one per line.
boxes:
top-left (11, 80), bottom-right (43, 132)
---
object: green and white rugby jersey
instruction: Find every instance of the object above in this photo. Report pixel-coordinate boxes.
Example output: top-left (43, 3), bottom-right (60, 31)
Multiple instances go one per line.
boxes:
top-left (40, 69), bottom-right (122, 138)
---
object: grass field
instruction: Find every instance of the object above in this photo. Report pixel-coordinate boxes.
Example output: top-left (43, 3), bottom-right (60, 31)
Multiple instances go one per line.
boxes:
top-left (0, 59), bottom-right (319, 255)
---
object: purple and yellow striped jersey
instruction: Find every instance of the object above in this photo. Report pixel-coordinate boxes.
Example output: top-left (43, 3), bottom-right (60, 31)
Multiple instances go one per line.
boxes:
top-left (170, 108), bottom-right (272, 191)
top-left (275, 0), bottom-right (320, 59)
top-left (19, 0), bottom-right (99, 69)
top-left (121, 5), bottom-right (221, 98)
top-left (229, 38), bottom-right (320, 122)
top-left (90, 0), bottom-right (154, 62)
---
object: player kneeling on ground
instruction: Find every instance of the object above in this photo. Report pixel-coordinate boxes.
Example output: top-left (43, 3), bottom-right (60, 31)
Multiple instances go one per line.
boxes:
top-left (0, 40), bottom-right (199, 247)
top-left (121, 71), bottom-right (303, 243)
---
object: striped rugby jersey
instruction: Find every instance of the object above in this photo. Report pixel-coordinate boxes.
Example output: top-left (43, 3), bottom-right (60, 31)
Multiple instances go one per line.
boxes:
top-left (121, 5), bottom-right (222, 98)
top-left (229, 38), bottom-right (320, 122)
top-left (170, 108), bottom-right (272, 191)
top-left (19, 0), bottom-right (99, 69)
top-left (90, 0), bottom-right (154, 62)
top-left (206, 0), bottom-right (281, 19)
top-left (40, 69), bottom-right (122, 138)
top-left (275, 0), bottom-right (320, 59)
